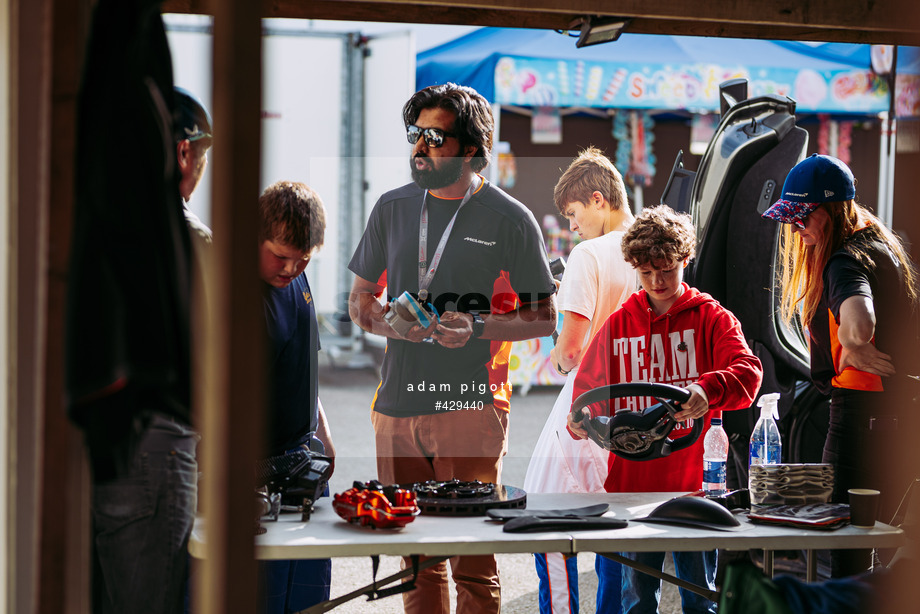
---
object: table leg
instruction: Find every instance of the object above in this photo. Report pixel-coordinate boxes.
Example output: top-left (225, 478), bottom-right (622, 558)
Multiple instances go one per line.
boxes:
top-left (599, 552), bottom-right (720, 603)
top-left (763, 549), bottom-right (774, 577)
top-left (806, 549), bottom-right (817, 582)
top-left (298, 555), bottom-right (451, 614)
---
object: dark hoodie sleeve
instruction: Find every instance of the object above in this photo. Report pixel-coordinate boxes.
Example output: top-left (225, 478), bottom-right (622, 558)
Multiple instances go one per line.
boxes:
top-left (695, 305), bottom-right (763, 412)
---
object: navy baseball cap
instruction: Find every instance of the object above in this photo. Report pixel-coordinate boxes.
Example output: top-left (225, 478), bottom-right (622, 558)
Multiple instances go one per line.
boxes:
top-left (762, 154), bottom-right (855, 228)
top-left (174, 87), bottom-right (212, 144)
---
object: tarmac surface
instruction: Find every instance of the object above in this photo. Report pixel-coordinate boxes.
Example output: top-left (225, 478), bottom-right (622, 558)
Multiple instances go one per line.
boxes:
top-left (316, 342), bottom-right (682, 613)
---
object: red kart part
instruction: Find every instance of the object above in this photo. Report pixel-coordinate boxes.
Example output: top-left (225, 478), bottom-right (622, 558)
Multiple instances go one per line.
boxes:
top-left (333, 482), bottom-right (420, 529)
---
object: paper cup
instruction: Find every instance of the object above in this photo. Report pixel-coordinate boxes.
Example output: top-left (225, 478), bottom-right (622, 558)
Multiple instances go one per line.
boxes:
top-left (848, 488), bottom-right (880, 528)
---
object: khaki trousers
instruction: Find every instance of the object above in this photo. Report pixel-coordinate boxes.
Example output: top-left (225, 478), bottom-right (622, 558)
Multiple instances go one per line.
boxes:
top-left (372, 406), bottom-right (509, 614)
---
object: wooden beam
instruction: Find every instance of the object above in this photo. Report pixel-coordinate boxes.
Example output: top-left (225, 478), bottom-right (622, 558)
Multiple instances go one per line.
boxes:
top-left (10, 1), bottom-right (51, 612)
top-left (162, 0), bottom-right (920, 45)
top-left (194, 0), bottom-right (265, 613)
top-left (41, 0), bottom-right (94, 612)
top-left (10, 0), bottom-right (92, 611)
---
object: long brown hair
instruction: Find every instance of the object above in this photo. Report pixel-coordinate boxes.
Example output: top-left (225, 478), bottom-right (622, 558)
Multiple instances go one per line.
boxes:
top-left (777, 199), bottom-right (919, 329)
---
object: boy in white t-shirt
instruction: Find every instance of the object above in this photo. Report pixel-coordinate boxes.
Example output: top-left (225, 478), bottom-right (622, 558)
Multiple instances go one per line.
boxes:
top-left (524, 146), bottom-right (635, 614)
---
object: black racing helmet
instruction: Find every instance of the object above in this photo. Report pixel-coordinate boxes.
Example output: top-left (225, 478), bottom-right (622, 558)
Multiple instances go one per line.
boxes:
top-left (174, 86), bottom-right (212, 145)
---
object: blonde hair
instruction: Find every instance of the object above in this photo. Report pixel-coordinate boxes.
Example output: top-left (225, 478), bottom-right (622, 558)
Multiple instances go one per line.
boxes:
top-left (777, 199), bottom-right (919, 329)
top-left (553, 146), bottom-right (628, 215)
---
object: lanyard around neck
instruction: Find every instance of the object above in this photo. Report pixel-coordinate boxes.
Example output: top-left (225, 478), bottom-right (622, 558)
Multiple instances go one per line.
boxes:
top-left (417, 176), bottom-right (481, 302)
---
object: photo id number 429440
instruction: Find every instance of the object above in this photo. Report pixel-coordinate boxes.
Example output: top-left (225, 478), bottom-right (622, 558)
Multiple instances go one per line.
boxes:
top-left (436, 401), bottom-right (484, 411)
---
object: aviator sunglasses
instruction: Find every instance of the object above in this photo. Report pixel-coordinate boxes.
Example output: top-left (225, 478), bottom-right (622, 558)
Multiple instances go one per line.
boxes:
top-left (406, 125), bottom-right (457, 148)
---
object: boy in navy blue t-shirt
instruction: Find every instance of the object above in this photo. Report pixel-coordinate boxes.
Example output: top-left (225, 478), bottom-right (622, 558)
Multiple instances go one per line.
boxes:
top-left (257, 181), bottom-right (336, 614)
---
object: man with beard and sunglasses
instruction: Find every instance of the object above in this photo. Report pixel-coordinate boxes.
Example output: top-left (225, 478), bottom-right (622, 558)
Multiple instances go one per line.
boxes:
top-left (348, 83), bottom-right (557, 614)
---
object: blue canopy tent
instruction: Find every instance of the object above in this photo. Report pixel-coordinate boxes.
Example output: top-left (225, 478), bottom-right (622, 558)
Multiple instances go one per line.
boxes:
top-left (417, 28), bottom-right (919, 115)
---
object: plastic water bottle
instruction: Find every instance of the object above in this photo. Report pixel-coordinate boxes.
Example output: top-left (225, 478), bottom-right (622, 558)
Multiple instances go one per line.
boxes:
top-left (749, 393), bottom-right (782, 487)
top-left (702, 417), bottom-right (729, 494)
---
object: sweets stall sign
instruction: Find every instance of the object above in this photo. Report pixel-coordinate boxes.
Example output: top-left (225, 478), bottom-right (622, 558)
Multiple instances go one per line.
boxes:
top-left (418, 29), bottom-right (920, 117)
top-left (494, 57), bottom-right (898, 114)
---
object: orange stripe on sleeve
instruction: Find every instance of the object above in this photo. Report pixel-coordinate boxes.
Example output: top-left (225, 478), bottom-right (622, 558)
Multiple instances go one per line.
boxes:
top-left (828, 308), bottom-right (884, 391)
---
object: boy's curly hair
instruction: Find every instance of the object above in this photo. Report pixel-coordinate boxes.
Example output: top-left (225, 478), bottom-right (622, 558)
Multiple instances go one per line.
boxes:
top-left (621, 205), bottom-right (696, 267)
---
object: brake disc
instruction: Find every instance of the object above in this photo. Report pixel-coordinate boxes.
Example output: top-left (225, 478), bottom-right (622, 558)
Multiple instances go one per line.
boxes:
top-left (411, 479), bottom-right (527, 516)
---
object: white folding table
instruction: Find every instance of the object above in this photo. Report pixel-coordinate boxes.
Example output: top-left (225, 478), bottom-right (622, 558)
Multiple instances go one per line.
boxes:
top-left (190, 492), bottom-right (904, 612)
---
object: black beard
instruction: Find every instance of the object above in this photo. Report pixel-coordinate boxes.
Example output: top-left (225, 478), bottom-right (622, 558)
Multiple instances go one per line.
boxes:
top-left (410, 154), bottom-right (464, 190)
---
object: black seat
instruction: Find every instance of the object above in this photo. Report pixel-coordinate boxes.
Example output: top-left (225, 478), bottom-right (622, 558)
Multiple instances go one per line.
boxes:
top-left (660, 79), bottom-right (830, 489)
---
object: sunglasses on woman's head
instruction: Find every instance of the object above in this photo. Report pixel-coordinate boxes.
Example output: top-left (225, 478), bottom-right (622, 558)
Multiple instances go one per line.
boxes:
top-left (406, 125), bottom-right (457, 148)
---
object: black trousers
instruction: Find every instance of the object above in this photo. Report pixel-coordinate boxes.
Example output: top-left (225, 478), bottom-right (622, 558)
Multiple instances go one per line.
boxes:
top-left (823, 387), bottom-right (918, 576)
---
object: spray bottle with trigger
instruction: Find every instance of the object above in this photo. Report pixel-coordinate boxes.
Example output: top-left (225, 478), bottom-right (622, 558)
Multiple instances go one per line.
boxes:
top-left (748, 392), bottom-right (782, 490)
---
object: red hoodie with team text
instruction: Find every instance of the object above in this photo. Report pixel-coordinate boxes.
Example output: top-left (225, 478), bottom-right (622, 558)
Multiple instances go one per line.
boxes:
top-left (571, 284), bottom-right (763, 494)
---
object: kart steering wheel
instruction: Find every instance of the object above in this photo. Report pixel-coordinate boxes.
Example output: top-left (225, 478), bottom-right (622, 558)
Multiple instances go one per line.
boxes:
top-left (570, 382), bottom-right (702, 461)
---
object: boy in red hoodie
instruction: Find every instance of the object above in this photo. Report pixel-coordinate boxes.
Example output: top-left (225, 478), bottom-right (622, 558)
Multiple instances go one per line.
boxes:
top-left (568, 205), bottom-right (762, 614)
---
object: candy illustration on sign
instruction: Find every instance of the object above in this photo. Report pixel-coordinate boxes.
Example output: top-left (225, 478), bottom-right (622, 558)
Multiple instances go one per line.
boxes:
top-left (603, 68), bottom-right (628, 102)
top-left (896, 74), bottom-right (920, 117)
top-left (793, 69), bottom-right (829, 108)
top-left (574, 60), bottom-right (585, 97)
top-left (831, 71), bottom-right (886, 104)
top-left (586, 65), bottom-right (603, 100)
top-left (557, 61), bottom-right (570, 96)
top-left (495, 57), bottom-right (516, 95)
top-left (521, 71), bottom-right (537, 93)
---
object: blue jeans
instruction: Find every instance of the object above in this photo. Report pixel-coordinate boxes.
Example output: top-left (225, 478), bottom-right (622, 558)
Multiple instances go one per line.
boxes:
top-left (258, 559), bottom-right (332, 614)
top-left (595, 555), bottom-right (623, 613)
top-left (620, 551), bottom-right (717, 614)
top-left (91, 413), bottom-right (198, 614)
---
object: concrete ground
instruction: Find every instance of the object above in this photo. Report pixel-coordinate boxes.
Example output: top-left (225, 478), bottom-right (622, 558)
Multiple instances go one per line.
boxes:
top-left (317, 346), bottom-right (682, 613)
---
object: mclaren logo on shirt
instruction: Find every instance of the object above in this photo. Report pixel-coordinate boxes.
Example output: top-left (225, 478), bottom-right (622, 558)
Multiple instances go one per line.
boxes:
top-left (464, 236), bottom-right (497, 247)
top-left (303, 291), bottom-right (312, 304)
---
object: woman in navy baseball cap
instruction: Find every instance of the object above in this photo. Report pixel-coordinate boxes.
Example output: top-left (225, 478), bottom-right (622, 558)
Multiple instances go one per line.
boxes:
top-left (763, 153), bottom-right (919, 577)
top-left (762, 153), bottom-right (856, 229)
